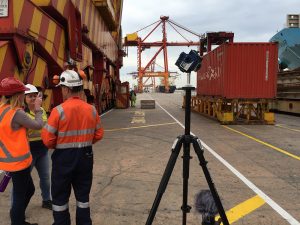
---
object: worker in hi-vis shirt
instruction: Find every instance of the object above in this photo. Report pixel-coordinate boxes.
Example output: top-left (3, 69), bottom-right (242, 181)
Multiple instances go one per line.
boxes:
top-left (42, 70), bottom-right (104, 225)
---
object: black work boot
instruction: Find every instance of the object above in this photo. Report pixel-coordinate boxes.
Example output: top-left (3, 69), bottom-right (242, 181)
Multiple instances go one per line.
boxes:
top-left (42, 200), bottom-right (52, 210)
top-left (24, 222), bottom-right (38, 225)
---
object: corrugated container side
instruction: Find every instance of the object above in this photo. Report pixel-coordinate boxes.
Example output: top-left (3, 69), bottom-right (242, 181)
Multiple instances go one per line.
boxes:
top-left (197, 43), bottom-right (278, 99)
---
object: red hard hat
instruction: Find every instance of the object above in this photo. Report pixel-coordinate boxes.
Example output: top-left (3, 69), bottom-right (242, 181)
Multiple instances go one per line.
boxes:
top-left (0, 77), bottom-right (29, 95)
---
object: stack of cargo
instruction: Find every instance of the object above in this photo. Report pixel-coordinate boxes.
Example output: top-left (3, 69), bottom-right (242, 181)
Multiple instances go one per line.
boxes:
top-left (269, 27), bottom-right (300, 114)
top-left (192, 41), bottom-right (278, 124)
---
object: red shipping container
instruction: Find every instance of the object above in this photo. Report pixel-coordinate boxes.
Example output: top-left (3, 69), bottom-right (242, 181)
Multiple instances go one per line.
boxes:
top-left (197, 43), bottom-right (278, 99)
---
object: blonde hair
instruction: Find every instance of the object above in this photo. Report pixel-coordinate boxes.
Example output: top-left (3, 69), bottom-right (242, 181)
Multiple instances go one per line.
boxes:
top-left (0, 93), bottom-right (24, 109)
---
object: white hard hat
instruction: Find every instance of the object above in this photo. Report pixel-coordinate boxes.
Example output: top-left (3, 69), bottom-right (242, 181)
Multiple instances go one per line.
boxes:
top-left (25, 84), bottom-right (38, 94)
top-left (56, 70), bottom-right (83, 87)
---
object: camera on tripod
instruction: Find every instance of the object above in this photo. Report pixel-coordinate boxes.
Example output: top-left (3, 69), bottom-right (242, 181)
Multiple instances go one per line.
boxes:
top-left (146, 49), bottom-right (229, 225)
top-left (175, 50), bottom-right (202, 73)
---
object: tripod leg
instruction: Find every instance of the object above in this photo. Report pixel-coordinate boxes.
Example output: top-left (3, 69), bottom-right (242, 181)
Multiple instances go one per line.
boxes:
top-left (181, 139), bottom-right (192, 225)
top-left (191, 138), bottom-right (230, 225)
top-left (145, 136), bottom-right (185, 225)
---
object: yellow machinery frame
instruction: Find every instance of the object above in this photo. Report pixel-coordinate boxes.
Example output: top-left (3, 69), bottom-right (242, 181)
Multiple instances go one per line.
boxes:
top-left (185, 96), bottom-right (275, 124)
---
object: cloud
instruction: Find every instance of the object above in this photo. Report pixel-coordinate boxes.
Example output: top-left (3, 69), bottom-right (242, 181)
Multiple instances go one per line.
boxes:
top-left (121, 0), bottom-right (299, 87)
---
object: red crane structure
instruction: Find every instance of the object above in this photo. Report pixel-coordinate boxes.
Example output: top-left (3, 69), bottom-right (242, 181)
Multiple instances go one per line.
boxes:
top-left (123, 16), bottom-right (201, 93)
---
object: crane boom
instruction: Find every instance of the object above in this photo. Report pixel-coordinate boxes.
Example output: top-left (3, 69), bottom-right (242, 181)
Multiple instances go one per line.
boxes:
top-left (124, 16), bottom-right (200, 93)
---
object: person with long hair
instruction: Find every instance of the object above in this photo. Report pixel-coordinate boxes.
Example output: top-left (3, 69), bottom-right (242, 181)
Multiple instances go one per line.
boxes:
top-left (24, 84), bottom-right (52, 210)
top-left (0, 77), bottom-right (43, 225)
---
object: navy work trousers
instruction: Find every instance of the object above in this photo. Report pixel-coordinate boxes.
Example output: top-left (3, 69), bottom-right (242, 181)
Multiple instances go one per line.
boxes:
top-left (10, 166), bottom-right (35, 225)
top-left (51, 147), bottom-right (93, 225)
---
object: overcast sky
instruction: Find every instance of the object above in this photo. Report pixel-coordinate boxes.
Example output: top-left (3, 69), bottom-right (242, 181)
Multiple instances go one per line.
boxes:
top-left (120, 0), bottom-right (299, 88)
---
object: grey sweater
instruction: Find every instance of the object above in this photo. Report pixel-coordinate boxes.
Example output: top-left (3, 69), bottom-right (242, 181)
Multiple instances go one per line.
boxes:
top-left (11, 109), bottom-right (43, 131)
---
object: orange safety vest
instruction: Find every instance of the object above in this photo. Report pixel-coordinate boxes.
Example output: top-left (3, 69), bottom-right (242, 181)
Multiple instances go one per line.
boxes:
top-left (0, 105), bottom-right (32, 172)
top-left (42, 97), bottom-right (103, 149)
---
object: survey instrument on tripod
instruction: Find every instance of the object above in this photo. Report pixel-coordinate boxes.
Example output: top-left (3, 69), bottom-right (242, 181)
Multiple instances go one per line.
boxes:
top-left (145, 51), bottom-right (229, 225)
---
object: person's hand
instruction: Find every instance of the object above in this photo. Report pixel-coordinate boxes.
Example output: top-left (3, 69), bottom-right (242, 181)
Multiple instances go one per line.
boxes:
top-left (34, 92), bottom-right (43, 111)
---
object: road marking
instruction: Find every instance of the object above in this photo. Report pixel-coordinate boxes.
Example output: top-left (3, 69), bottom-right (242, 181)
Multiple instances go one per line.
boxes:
top-left (276, 124), bottom-right (300, 133)
top-left (134, 111), bottom-right (145, 116)
top-left (223, 125), bottom-right (300, 161)
top-left (216, 195), bottom-right (265, 224)
top-left (153, 98), bottom-right (300, 225)
top-left (100, 109), bottom-right (114, 117)
top-left (131, 110), bottom-right (146, 123)
top-left (105, 122), bottom-right (177, 132)
top-left (131, 117), bottom-right (146, 123)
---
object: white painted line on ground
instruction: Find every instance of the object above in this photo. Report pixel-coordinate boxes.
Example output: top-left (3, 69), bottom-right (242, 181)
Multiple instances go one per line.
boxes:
top-left (154, 99), bottom-right (300, 225)
top-left (275, 124), bottom-right (300, 133)
top-left (100, 109), bottom-right (114, 117)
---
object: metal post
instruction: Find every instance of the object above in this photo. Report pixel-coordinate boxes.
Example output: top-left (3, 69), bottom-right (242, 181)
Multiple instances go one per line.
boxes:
top-left (181, 78), bottom-right (195, 225)
top-left (187, 72), bottom-right (191, 85)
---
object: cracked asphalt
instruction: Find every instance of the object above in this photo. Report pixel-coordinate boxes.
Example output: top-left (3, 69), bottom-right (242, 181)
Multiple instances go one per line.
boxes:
top-left (0, 92), bottom-right (299, 225)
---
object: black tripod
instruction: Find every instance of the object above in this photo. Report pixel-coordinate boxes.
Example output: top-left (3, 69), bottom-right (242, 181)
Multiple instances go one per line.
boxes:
top-left (145, 84), bottom-right (230, 225)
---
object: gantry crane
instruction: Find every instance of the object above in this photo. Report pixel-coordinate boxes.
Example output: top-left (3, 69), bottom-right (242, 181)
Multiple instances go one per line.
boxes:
top-left (123, 16), bottom-right (200, 93)
top-left (127, 60), bottom-right (179, 92)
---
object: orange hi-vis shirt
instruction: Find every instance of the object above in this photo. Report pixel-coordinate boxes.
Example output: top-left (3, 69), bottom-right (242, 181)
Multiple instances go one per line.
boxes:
top-left (0, 105), bottom-right (32, 172)
top-left (41, 97), bottom-right (104, 149)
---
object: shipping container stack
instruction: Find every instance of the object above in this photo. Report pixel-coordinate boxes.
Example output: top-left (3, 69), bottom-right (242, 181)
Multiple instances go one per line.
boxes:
top-left (190, 32), bottom-right (278, 124)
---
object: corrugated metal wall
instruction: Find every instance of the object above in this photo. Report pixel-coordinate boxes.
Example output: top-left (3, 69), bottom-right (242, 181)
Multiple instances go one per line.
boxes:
top-left (197, 43), bottom-right (278, 99)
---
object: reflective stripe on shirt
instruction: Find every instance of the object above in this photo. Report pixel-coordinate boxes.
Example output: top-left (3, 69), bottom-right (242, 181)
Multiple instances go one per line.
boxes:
top-left (0, 141), bottom-right (31, 162)
top-left (56, 141), bottom-right (93, 149)
top-left (0, 106), bottom-right (10, 122)
top-left (44, 124), bottom-right (57, 134)
top-left (58, 128), bottom-right (95, 137)
top-left (56, 105), bottom-right (65, 120)
top-left (92, 106), bottom-right (97, 118)
top-left (28, 133), bottom-right (42, 139)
